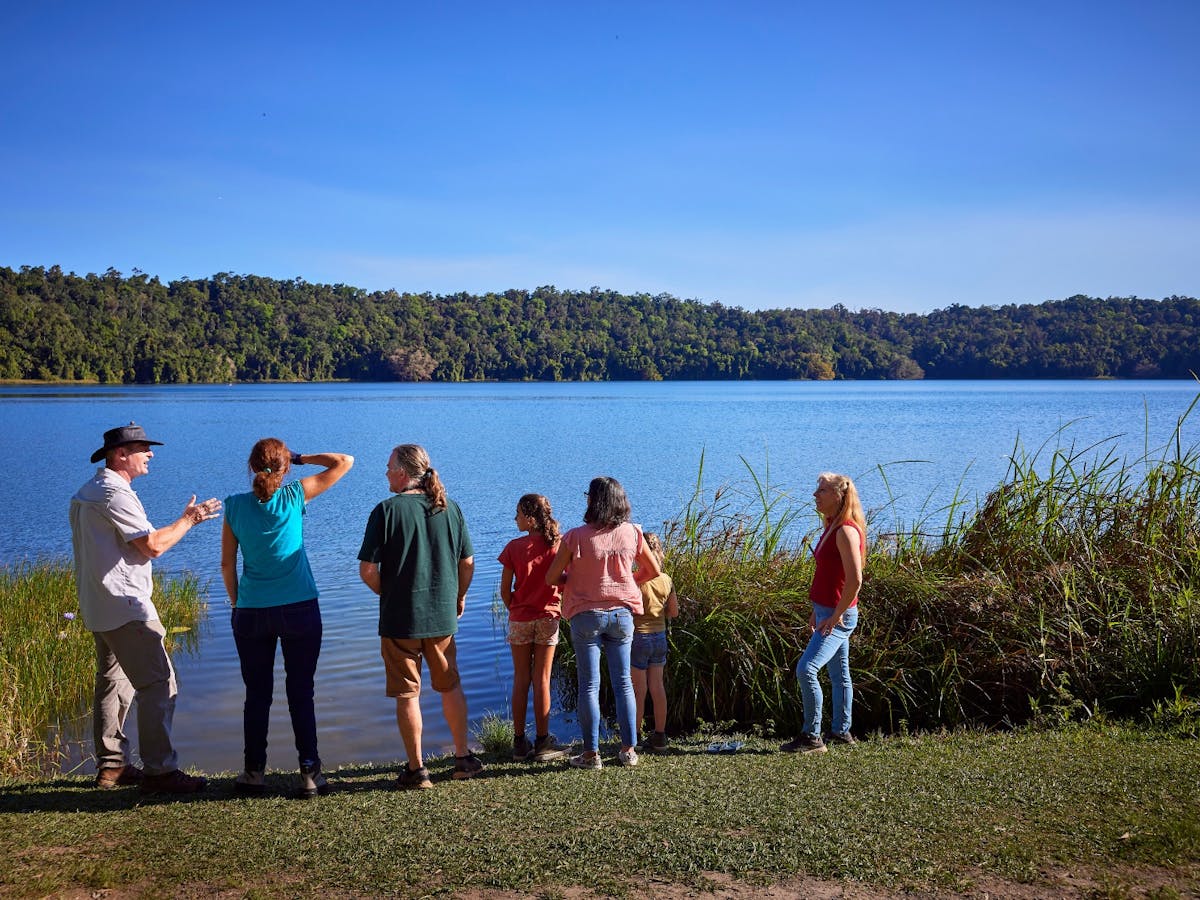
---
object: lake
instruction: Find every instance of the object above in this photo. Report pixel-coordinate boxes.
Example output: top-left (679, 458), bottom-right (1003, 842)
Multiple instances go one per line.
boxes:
top-left (1, 380), bottom-right (1197, 775)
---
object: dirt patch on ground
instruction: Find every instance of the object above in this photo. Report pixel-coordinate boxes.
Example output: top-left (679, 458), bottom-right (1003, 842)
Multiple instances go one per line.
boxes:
top-left (41, 863), bottom-right (1200, 900)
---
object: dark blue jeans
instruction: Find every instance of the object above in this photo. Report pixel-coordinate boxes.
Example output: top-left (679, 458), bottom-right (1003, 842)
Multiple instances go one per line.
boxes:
top-left (231, 598), bottom-right (322, 772)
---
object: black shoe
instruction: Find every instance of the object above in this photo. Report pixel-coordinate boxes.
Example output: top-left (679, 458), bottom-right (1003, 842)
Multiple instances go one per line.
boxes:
top-left (779, 734), bottom-right (827, 754)
top-left (648, 731), bottom-right (669, 754)
top-left (394, 765), bottom-right (433, 790)
top-left (827, 731), bottom-right (858, 746)
top-left (531, 734), bottom-right (568, 762)
top-left (452, 752), bottom-right (484, 780)
top-left (298, 762), bottom-right (330, 798)
top-left (512, 734), bottom-right (533, 761)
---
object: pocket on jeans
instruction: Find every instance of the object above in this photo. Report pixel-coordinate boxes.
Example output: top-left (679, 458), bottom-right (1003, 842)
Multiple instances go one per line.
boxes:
top-left (281, 601), bottom-right (321, 638)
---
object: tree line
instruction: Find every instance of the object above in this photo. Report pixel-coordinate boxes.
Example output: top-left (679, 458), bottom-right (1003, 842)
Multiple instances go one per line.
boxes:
top-left (0, 265), bottom-right (1196, 383)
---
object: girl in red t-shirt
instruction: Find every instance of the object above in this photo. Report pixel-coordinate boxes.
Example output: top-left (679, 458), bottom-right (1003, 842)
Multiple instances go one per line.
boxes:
top-left (498, 494), bottom-right (569, 762)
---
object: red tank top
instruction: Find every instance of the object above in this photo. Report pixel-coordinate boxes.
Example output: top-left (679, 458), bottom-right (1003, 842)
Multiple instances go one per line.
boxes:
top-left (809, 520), bottom-right (864, 609)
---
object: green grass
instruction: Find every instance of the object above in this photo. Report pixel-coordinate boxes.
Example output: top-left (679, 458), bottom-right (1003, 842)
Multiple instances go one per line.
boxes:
top-left (0, 561), bottom-right (206, 780)
top-left (0, 725), bottom-right (1196, 897)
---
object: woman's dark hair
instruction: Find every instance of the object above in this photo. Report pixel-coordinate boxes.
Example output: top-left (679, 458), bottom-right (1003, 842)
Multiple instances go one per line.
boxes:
top-left (249, 437), bottom-right (290, 502)
top-left (583, 476), bottom-right (631, 527)
top-left (392, 444), bottom-right (447, 510)
top-left (518, 493), bottom-right (560, 546)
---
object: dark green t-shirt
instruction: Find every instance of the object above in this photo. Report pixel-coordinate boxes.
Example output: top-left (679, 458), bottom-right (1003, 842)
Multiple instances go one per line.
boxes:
top-left (357, 493), bottom-right (474, 639)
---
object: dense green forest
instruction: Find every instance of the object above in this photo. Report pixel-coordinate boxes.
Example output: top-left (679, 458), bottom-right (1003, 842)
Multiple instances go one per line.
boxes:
top-left (0, 265), bottom-right (1196, 382)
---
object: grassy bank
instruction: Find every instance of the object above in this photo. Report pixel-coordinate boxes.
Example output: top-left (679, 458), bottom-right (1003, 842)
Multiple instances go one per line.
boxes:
top-left (656, 403), bottom-right (1200, 739)
top-left (0, 725), bottom-right (1196, 897)
top-left (0, 561), bottom-right (206, 780)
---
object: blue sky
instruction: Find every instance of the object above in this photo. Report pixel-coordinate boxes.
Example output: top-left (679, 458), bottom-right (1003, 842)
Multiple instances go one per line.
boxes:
top-left (2, 1), bottom-right (1196, 313)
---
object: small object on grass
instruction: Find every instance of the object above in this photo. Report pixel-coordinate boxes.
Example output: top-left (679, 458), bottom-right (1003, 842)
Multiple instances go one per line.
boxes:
top-left (706, 740), bottom-right (744, 754)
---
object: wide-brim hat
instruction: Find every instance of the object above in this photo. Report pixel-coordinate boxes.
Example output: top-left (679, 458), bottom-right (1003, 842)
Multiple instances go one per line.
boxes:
top-left (91, 422), bottom-right (164, 463)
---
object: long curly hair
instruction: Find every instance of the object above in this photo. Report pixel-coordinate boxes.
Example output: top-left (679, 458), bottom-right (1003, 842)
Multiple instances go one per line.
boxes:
top-left (517, 493), bottom-right (560, 546)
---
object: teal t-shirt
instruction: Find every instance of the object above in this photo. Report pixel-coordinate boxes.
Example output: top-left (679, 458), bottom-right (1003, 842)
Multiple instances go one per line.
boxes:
top-left (224, 480), bottom-right (319, 608)
top-left (357, 493), bottom-right (473, 639)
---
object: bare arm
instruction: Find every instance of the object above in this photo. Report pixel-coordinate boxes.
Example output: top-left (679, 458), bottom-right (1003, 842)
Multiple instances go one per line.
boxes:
top-left (499, 563), bottom-right (515, 609)
top-left (297, 452), bottom-right (355, 502)
top-left (220, 521), bottom-right (240, 606)
top-left (457, 556), bottom-right (475, 618)
top-left (359, 560), bottom-right (381, 596)
top-left (545, 541), bottom-right (571, 586)
top-left (665, 587), bottom-right (679, 619)
top-left (130, 495), bottom-right (221, 559)
top-left (633, 539), bottom-right (662, 585)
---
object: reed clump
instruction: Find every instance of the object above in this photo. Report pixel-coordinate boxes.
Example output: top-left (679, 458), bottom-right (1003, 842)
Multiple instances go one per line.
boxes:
top-left (0, 560), bottom-right (206, 781)
top-left (662, 405), bottom-right (1200, 738)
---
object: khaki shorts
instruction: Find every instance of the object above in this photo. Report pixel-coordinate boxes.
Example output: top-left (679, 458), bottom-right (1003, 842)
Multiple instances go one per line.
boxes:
top-left (506, 617), bottom-right (561, 647)
top-left (381, 635), bottom-right (461, 699)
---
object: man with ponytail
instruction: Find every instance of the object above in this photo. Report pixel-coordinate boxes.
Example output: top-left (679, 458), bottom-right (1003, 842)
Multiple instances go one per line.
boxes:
top-left (358, 444), bottom-right (483, 788)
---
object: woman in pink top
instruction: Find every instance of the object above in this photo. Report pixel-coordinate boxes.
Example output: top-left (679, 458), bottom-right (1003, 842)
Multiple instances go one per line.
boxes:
top-left (546, 476), bottom-right (661, 769)
top-left (781, 472), bottom-right (866, 755)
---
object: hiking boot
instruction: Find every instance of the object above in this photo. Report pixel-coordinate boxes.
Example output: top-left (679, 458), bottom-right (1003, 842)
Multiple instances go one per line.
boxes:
top-left (140, 769), bottom-right (208, 795)
top-left (648, 731), bottom-right (669, 754)
top-left (298, 762), bottom-right (330, 798)
top-left (95, 764), bottom-right (143, 789)
top-left (828, 731), bottom-right (858, 746)
top-left (234, 769), bottom-right (266, 796)
top-left (512, 733), bottom-right (533, 761)
top-left (452, 752), bottom-right (484, 780)
top-left (618, 747), bottom-right (639, 767)
top-left (779, 734), bottom-right (827, 754)
top-left (569, 750), bottom-right (602, 770)
top-left (394, 765), bottom-right (433, 790)
top-left (530, 734), bottom-right (568, 762)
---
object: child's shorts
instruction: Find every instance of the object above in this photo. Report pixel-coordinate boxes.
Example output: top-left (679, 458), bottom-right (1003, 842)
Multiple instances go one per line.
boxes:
top-left (630, 631), bottom-right (668, 670)
top-left (507, 617), bottom-right (561, 647)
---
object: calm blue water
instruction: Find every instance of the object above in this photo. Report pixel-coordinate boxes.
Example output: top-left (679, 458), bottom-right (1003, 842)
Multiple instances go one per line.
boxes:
top-left (1, 380), bottom-right (1196, 774)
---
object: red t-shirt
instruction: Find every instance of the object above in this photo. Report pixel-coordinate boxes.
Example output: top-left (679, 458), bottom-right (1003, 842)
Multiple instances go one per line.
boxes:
top-left (498, 533), bottom-right (562, 622)
top-left (809, 520), bottom-right (864, 609)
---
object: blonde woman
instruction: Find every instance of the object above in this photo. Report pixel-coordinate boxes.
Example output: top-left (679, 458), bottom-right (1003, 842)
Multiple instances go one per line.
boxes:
top-left (781, 472), bottom-right (865, 754)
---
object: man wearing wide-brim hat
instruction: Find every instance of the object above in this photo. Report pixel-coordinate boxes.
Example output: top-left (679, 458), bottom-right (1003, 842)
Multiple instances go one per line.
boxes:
top-left (69, 422), bottom-right (222, 795)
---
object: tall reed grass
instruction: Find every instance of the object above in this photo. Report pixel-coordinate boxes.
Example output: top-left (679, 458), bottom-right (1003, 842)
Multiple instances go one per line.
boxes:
top-left (0, 560), bottom-right (206, 780)
top-left (659, 398), bottom-right (1200, 738)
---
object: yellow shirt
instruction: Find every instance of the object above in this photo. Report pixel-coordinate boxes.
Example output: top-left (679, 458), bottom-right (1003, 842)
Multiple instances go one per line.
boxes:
top-left (634, 573), bottom-right (673, 634)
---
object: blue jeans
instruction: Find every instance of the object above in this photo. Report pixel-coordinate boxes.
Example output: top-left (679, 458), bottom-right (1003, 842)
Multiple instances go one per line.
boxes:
top-left (231, 598), bottom-right (322, 771)
top-left (570, 607), bottom-right (636, 752)
top-left (796, 605), bottom-right (858, 737)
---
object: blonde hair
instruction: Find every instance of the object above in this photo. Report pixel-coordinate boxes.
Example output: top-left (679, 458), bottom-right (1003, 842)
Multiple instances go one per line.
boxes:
top-left (817, 472), bottom-right (866, 535)
top-left (391, 444), bottom-right (447, 510)
top-left (643, 531), bottom-right (666, 567)
top-left (249, 437), bottom-right (290, 502)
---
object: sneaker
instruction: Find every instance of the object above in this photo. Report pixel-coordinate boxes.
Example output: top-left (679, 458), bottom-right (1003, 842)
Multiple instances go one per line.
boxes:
top-left (779, 734), bottom-right (827, 754)
top-left (234, 769), bottom-right (266, 796)
top-left (828, 731), bottom-right (858, 746)
top-left (569, 750), bottom-right (602, 770)
top-left (648, 731), bottom-right (669, 754)
top-left (298, 762), bottom-right (330, 798)
top-left (452, 752), bottom-right (484, 780)
top-left (618, 747), bottom-right (639, 767)
top-left (530, 734), bottom-right (569, 762)
top-left (512, 734), bottom-right (533, 761)
top-left (394, 765), bottom-right (433, 790)
top-left (140, 769), bottom-right (208, 795)
top-left (95, 764), bottom-right (143, 790)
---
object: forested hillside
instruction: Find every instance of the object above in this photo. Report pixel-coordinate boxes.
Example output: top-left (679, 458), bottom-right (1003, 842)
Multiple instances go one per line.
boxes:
top-left (1, 265), bottom-right (1196, 382)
